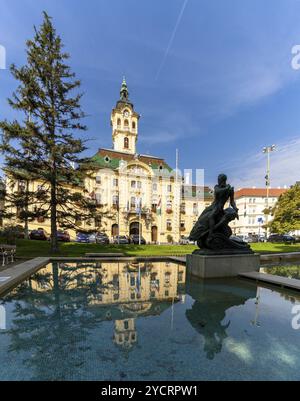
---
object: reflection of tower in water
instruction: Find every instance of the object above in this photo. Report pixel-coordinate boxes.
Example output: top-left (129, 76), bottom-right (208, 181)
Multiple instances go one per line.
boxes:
top-left (114, 318), bottom-right (137, 350)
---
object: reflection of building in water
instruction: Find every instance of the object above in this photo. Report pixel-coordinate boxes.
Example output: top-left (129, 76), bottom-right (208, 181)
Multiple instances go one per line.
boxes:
top-left (29, 261), bottom-right (186, 351)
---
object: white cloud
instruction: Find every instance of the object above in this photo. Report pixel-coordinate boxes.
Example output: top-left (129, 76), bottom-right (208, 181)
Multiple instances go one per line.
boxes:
top-left (226, 136), bottom-right (300, 188)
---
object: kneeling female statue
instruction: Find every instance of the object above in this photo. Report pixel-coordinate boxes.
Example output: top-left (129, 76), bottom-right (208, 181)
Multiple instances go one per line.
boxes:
top-left (189, 174), bottom-right (252, 254)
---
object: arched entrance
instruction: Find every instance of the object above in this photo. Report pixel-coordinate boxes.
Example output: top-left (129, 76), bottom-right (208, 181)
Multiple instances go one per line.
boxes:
top-left (130, 222), bottom-right (141, 236)
top-left (111, 224), bottom-right (119, 237)
top-left (151, 226), bottom-right (158, 243)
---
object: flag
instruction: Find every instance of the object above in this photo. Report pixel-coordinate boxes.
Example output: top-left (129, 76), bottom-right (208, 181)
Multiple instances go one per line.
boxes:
top-left (157, 197), bottom-right (161, 215)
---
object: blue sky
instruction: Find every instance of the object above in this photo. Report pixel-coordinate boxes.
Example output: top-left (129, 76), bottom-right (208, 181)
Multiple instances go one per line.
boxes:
top-left (1, 0), bottom-right (300, 188)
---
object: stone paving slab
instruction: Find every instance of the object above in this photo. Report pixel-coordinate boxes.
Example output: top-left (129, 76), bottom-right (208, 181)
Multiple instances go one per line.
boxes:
top-left (239, 271), bottom-right (300, 291)
top-left (0, 257), bottom-right (50, 296)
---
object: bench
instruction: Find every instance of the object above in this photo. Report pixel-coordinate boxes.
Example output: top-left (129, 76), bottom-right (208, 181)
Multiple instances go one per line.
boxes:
top-left (0, 244), bottom-right (17, 267)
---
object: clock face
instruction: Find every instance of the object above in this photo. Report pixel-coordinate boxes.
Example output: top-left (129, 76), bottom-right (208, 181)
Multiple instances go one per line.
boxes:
top-left (124, 111), bottom-right (129, 117)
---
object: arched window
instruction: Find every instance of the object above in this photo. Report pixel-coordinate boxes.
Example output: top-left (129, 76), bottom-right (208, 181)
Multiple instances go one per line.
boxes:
top-left (124, 119), bottom-right (129, 129)
top-left (132, 121), bottom-right (136, 129)
top-left (117, 118), bottom-right (121, 127)
top-left (124, 137), bottom-right (129, 149)
top-left (112, 224), bottom-right (119, 237)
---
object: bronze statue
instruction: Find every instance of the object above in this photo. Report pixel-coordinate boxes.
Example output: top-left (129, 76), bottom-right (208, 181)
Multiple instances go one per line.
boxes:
top-left (189, 174), bottom-right (252, 254)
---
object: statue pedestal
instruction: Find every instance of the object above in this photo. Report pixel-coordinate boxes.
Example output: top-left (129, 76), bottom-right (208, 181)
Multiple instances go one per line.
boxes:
top-left (186, 253), bottom-right (260, 279)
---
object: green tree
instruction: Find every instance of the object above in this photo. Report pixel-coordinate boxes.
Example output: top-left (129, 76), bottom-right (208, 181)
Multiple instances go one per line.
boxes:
top-left (0, 12), bottom-right (95, 252)
top-left (270, 184), bottom-right (300, 234)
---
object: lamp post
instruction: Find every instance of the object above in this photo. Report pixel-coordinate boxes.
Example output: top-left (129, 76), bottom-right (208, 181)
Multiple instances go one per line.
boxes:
top-left (262, 145), bottom-right (276, 238)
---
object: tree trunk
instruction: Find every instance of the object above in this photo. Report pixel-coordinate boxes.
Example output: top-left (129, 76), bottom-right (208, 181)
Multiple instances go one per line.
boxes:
top-left (24, 180), bottom-right (29, 240)
top-left (50, 178), bottom-right (58, 253)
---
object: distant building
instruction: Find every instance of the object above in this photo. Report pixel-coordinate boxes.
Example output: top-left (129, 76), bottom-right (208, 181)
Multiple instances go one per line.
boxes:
top-left (231, 187), bottom-right (287, 236)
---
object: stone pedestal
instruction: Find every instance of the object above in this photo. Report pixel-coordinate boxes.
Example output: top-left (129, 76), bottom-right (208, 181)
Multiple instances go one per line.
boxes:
top-left (186, 253), bottom-right (260, 279)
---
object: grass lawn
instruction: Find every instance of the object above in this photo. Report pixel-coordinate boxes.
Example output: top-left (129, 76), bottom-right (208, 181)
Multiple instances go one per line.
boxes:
top-left (12, 239), bottom-right (300, 258)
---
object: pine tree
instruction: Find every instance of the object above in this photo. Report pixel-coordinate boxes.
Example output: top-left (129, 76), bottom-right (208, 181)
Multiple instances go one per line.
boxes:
top-left (0, 12), bottom-right (96, 252)
top-left (270, 184), bottom-right (300, 234)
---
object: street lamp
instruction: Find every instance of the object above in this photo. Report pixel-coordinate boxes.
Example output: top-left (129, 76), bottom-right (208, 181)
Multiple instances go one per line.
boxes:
top-left (262, 145), bottom-right (276, 238)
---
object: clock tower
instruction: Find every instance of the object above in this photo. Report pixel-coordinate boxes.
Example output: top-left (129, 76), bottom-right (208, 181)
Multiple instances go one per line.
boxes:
top-left (111, 77), bottom-right (140, 154)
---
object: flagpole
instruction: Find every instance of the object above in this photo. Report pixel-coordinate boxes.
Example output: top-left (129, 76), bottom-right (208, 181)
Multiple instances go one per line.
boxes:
top-left (139, 198), bottom-right (141, 245)
top-left (175, 149), bottom-right (179, 243)
top-left (117, 200), bottom-right (120, 245)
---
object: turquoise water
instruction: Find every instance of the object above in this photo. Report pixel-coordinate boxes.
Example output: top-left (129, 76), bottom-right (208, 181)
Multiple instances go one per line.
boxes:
top-left (1, 260), bottom-right (300, 381)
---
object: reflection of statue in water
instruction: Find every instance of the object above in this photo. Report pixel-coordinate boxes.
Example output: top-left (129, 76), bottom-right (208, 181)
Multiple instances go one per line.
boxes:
top-left (185, 279), bottom-right (256, 360)
top-left (189, 174), bottom-right (252, 254)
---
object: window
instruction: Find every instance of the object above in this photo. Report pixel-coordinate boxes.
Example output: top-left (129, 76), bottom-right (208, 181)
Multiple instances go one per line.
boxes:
top-left (130, 276), bottom-right (135, 286)
top-left (117, 118), bottom-right (121, 127)
top-left (130, 197), bottom-right (136, 208)
top-left (124, 119), bottom-right (129, 129)
top-left (112, 195), bottom-right (119, 205)
top-left (132, 121), bottom-right (136, 129)
top-left (124, 320), bottom-right (129, 330)
top-left (113, 274), bottom-right (119, 285)
top-left (96, 176), bottom-right (101, 184)
top-left (153, 183), bottom-right (158, 191)
top-left (95, 193), bottom-right (101, 205)
top-left (131, 180), bottom-right (141, 189)
top-left (180, 221), bottom-right (185, 230)
top-left (113, 178), bottom-right (118, 187)
top-left (167, 184), bottom-right (172, 192)
top-left (166, 220), bottom-right (172, 230)
top-left (193, 203), bottom-right (198, 215)
top-left (180, 203), bottom-right (186, 213)
top-left (124, 137), bottom-right (129, 149)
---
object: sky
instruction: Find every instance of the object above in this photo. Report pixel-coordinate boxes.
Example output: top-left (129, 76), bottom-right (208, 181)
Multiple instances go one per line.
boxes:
top-left (1, 0), bottom-right (300, 189)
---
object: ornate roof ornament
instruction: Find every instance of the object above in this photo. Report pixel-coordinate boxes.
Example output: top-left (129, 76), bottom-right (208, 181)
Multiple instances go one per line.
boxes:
top-left (120, 76), bottom-right (129, 101)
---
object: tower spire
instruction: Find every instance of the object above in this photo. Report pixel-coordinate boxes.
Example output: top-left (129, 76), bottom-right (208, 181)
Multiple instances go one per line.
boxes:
top-left (120, 76), bottom-right (129, 101)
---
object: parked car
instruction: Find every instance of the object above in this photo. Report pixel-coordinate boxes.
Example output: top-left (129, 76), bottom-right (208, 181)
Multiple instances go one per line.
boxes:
top-left (29, 228), bottom-right (49, 241)
top-left (113, 235), bottom-right (130, 244)
top-left (179, 235), bottom-right (194, 245)
top-left (267, 234), bottom-right (296, 244)
top-left (76, 232), bottom-right (90, 243)
top-left (57, 230), bottom-right (70, 242)
top-left (88, 233), bottom-right (97, 243)
top-left (233, 235), bottom-right (250, 243)
top-left (95, 232), bottom-right (110, 244)
top-left (129, 234), bottom-right (146, 245)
